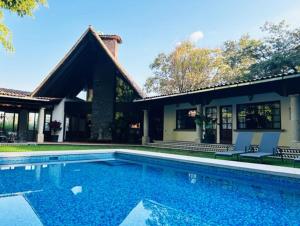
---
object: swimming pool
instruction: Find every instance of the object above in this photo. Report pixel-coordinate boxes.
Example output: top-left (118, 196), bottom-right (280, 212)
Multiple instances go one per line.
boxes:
top-left (0, 152), bottom-right (299, 226)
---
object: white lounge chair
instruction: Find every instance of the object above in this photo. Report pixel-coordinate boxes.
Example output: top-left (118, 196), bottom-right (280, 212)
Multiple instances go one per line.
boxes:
top-left (215, 132), bottom-right (253, 158)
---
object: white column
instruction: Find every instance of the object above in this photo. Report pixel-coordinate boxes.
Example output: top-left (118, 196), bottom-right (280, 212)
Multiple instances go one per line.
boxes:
top-left (52, 99), bottom-right (66, 142)
top-left (195, 104), bottom-right (203, 143)
top-left (142, 109), bottom-right (150, 144)
top-left (37, 107), bottom-right (45, 143)
top-left (290, 94), bottom-right (300, 147)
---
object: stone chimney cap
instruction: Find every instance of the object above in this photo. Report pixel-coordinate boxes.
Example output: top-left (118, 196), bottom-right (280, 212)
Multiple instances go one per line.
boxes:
top-left (99, 34), bottom-right (122, 44)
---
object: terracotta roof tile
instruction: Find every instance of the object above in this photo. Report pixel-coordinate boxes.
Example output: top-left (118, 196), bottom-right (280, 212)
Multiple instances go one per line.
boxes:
top-left (0, 88), bottom-right (31, 97)
top-left (137, 72), bottom-right (299, 101)
top-left (0, 87), bottom-right (58, 101)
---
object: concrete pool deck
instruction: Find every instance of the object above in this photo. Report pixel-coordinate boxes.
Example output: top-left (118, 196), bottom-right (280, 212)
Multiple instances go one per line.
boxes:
top-left (0, 149), bottom-right (300, 178)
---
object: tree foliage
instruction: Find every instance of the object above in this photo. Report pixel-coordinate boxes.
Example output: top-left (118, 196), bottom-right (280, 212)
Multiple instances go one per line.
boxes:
top-left (248, 21), bottom-right (300, 78)
top-left (145, 21), bottom-right (300, 95)
top-left (213, 34), bottom-right (262, 82)
top-left (0, 0), bottom-right (47, 51)
top-left (145, 42), bottom-right (219, 94)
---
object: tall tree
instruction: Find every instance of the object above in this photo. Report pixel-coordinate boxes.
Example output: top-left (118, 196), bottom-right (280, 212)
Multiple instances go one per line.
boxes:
top-left (0, 0), bottom-right (46, 52)
top-left (145, 42), bottom-right (218, 95)
top-left (145, 21), bottom-right (300, 95)
top-left (248, 21), bottom-right (300, 78)
top-left (213, 34), bottom-right (262, 83)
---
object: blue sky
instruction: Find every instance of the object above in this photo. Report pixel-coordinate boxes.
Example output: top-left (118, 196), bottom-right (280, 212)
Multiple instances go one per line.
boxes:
top-left (1, 0), bottom-right (300, 91)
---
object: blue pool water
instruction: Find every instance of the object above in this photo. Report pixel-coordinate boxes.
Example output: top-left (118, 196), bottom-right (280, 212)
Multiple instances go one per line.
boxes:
top-left (0, 153), bottom-right (299, 226)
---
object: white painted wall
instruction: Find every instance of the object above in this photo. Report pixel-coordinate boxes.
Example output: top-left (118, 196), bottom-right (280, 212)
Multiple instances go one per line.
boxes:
top-left (52, 98), bottom-right (67, 142)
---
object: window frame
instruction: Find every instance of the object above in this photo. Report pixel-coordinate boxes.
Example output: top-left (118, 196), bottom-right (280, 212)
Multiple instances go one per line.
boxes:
top-left (236, 101), bottom-right (281, 130)
top-left (204, 106), bottom-right (218, 130)
top-left (28, 112), bottom-right (39, 131)
top-left (0, 111), bottom-right (19, 133)
top-left (175, 108), bottom-right (197, 131)
top-left (43, 112), bottom-right (52, 132)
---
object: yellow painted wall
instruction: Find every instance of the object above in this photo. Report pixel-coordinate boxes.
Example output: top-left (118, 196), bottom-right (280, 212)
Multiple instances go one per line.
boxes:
top-left (164, 103), bottom-right (198, 142)
top-left (163, 92), bottom-right (291, 146)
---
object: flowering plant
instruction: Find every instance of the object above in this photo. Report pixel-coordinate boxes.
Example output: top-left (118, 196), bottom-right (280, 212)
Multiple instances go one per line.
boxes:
top-left (48, 120), bottom-right (62, 133)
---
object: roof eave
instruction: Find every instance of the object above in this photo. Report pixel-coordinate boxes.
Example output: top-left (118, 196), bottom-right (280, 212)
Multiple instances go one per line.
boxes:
top-left (134, 73), bottom-right (300, 102)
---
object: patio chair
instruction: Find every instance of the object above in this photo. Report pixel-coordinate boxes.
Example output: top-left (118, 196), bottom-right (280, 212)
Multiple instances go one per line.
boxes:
top-left (240, 132), bottom-right (280, 162)
top-left (215, 132), bottom-right (253, 159)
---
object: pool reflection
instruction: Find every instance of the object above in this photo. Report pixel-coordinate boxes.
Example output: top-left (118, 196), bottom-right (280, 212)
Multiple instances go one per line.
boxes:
top-left (0, 159), bottom-right (299, 225)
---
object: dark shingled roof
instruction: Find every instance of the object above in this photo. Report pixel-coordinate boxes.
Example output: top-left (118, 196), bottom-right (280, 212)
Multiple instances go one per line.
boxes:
top-left (135, 71), bottom-right (300, 102)
top-left (0, 88), bottom-right (31, 97)
top-left (31, 26), bottom-right (144, 98)
top-left (0, 87), bottom-right (58, 101)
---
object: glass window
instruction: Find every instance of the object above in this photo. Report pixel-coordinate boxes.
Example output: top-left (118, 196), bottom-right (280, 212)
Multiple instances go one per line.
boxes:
top-left (237, 101), bottom-right (281, 129)
top-left (28, 112), bottom-right (39, 131)
top-left (176, 109), bottom-right (196, 130)
top-left (0, 112), bottom-right (5, 131)
top-left (205, 107), bottom-right (217, 130)
top-left (65, 117), bottom-right (70, 132)
top-left (0, 111), bottom-right (19, 133)
top-left (44, 114), bottom-right (51, 131)
top-left (4, 113), bottom-right (14, 132)
top-left (14, 114), bottom-right (18, 131)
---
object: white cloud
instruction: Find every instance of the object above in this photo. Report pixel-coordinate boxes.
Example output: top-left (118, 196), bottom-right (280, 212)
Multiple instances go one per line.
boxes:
top-left (188, 31), bottom-right (204, 43)
top-left (175, 41), bottom-right (182, 46)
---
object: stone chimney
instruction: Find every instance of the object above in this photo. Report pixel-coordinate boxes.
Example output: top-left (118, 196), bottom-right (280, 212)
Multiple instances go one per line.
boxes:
top-left (99, 34), bottom-right (122, 60)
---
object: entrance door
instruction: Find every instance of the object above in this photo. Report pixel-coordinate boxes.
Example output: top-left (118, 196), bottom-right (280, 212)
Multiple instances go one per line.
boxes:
top-left (149, 107), bottom-right (164, 141)
top-left (220, 106), bottom-right (232, 144)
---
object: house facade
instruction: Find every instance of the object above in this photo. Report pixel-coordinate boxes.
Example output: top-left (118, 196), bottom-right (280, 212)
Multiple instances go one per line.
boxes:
top-left (1, 27), bottom-right (300, 148)
top-left (137, 73), bottom-right (300, 148)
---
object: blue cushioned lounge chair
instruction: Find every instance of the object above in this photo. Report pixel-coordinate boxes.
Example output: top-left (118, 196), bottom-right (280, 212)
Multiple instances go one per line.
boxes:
top-left (215, 132), bottom-right (253, 159)
top-left (240, 132), bottom-right (280, 161)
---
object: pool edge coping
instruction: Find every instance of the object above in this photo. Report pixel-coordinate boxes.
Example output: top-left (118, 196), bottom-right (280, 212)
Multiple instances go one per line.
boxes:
top-left (0, 149), bottom-right (300, 178)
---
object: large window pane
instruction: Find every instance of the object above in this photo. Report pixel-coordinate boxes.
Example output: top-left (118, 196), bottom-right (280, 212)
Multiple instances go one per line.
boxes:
top-left (14, 113), bottom-right (18, 131)
top-left (0, 111), bottom-right (4, 131)
top-left (4, 113), bottom-right (14, 132)
top-left (28, 112), bottom-right (39, 131)
top-left (176, 109), bottom-right (196, 130)
top-left (205, 107), bottom-right (217, 129)
top-left (44, 114), bottom-right (51, 131)
top-left (237, 101), bottom-right (281, 129)
top-left (0, 112), bottom-right (19, 133)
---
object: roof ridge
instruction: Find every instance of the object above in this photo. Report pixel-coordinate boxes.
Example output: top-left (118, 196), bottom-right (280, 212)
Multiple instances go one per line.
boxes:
top-left (142, 71), bottom-right (298, 99)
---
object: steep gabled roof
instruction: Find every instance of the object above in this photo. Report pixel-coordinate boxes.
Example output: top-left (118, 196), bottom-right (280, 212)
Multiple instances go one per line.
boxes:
top-left (31, 26), bottom-right (144, 98)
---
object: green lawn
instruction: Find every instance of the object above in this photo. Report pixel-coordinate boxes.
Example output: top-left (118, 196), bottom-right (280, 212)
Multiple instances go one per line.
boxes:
top-left (0, 144), bottom-right (298, 168)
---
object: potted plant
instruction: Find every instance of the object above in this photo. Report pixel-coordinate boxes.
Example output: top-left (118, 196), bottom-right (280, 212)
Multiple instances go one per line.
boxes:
top-left (48, 120), bottom-right (62, 142)
top-left (195, 112), bottom-right (217, 143)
